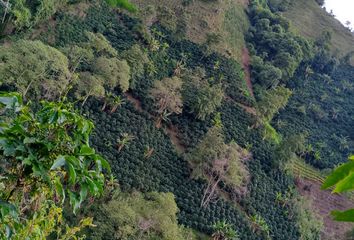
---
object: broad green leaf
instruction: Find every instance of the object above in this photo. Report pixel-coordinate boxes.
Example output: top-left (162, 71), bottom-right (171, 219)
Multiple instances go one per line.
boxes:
top-left (69, 191), bottom-right (80, 214)
top-left (332, 209), bottom-right (354, 222)
top-left (54, 178), bottom-right (65, 204)
top-left (67, 163), bottom-right (77, 185)
top-left (86, 178), bottom-right (99, 194)
top-left (349, 155), bottom-right (354, 161)
top-left (79, 185), bottom-right (88, 204)
top-left (322, 161), bottom-right (354, 190)
top-left (80, 145), bottom-right (95, 156)
top-left (333, 173), bottom-right (354, 193)
top-left (5, 225), bottom-right (12, 239)
top-left (50, 156), bottom-right (66, 170)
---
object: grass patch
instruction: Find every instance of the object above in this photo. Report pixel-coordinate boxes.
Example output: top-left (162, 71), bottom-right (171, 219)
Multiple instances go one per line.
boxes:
top-left (284, 0), bottom-right (354, 61)
top-left (223, 3), bottom-right (249, 60)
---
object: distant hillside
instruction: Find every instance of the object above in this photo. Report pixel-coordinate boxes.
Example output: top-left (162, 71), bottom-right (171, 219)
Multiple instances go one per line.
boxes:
top-left (131, 0), bottom-right (249, 61)
top-left (284, 0), bottom-right (354, 61)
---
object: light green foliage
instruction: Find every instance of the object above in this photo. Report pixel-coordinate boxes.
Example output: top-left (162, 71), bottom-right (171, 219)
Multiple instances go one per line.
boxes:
top-left (94, 56), bottom-right (131, 92)
top-left (149, 76), bottom-right (183, 115)
top-left (84, 32), bottom-right (118, 58)
top-left (188, 126), bottom-right (249, 206)
top-left (87, 189), bottom-right (196, 240)
top-left (0, 40), bottom-right (71, 100)
top-left (256, 86), bottom-right (292, 122)
top-left (10, 0), bottom-right (31, 28)
top-left (105, 0), bottom-right (137, 13)
top-left (34, 0), bottom-right (66, 24)
top-left (322, 156), bottom-right (354, 222)
top-left (121, 44), bottom-right (150, 89)
top-left (0, 92), bottom-right (110, 239)
top-left (212, 220), bottom-right (239, 240)
top-left (9, 0), bottom-right (66, 29)
top-left (262, 122), bottom-right (281, 144)
top-left (183, 68), bottom-right (224, 120)
top-left (75, 72), bottom-right (105, 106)
top-left (293, 196), bottom-right (323, 240)
top-left (250, 214), bottom-right (270, 239)
top-left (62, 45), bottom-right (95, 72)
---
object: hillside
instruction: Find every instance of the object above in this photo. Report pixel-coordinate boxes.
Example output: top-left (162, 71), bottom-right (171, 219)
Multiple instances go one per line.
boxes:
top-left (0, 0), bottom-right (353, 240)
top-left (284, 0), bottom-right (354, 61)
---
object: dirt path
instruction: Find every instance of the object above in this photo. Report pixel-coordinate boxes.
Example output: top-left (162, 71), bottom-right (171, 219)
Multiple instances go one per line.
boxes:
top-left (242, 47), bottom-right (254, 98)
top-left (225, 96), bottom-right (257, 116)
top-left (296, 178), bottom-right (354, 239)
top-left (124, 92), bottom-right (186, 154)
top-left (164, 125), bottom-right (186, 154)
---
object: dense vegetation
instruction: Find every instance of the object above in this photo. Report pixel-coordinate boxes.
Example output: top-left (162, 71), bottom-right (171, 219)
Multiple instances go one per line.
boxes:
top-left (0, 0), bottom-right (353, 239)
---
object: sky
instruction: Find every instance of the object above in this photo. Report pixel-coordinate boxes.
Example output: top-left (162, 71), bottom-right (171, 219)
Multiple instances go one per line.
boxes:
top-left (324, 0), bottom-right (354, 29)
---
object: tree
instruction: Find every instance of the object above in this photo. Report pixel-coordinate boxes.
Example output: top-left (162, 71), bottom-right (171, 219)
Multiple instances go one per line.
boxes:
top-left (149, 76), bottom-right (183, 116)
top-left (212, 221), bottom-right (239, 240)
top-left (83, 32), bottom-right (118, 58)
top-left (75, 72), bottom-right (105, 106)
top-left (256, 86), bottom-right (292, 122)
top-left (0, 40), bottom-right (71, 100)
top-left (188, 126), bottom-right (249, 207)
top-left (322, 155), bottom-right (354, 222)
top-left (0, 92), bottom-right (111, 239)
top-left (94, 57), bottom-right (131, 92)
top-left (183, 68), bottom-right (224, 120)
top-left (121, 44), bottom-right (150, 89)
top-left (84, 189), bottom-right (197, 240)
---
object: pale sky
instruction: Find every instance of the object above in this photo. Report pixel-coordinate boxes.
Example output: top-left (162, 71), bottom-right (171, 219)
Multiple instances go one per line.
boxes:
top-left (324, 0), bottom-right (354, 29)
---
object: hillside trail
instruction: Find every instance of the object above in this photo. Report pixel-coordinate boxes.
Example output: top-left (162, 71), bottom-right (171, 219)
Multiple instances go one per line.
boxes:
top-left (224, 96), bottom-right (257, 116)
top-left (124, 92), bottom-right (186, 154)
top-left (242, 47), bottom-right (255, 98)
top-left (296, 178), bottom-right (354, 239)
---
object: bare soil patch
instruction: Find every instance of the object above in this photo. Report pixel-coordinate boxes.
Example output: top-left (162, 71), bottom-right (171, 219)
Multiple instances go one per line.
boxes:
top-left (296, 178), bottom-right (354, 239)
top-left (241, 47), bottom-right (254, 98)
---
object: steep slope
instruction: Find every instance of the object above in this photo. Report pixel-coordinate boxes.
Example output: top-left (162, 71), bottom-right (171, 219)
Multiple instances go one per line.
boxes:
top-left (284, 0), bottom-right (354, 60)
top-left (131, 0), bottom-right (249, 61)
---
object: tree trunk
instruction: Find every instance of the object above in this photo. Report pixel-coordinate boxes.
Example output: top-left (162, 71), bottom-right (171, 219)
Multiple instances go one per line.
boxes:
top-left (201, 176), bottom-right (221, 208)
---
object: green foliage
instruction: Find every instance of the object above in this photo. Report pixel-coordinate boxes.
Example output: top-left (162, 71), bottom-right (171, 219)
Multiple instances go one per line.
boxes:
top-left (94, 56), bottom-right (131, 92)
top-left (121, 44), bottom-right (151, 89)
top-left (0, 92), bottom-right (110, 239)
top-left (84, 188), bottom-right (197, 240)
top-left (292, 196), bottom-right (323, 240)
top-left (183, 68), bottom-right (224, 120)
top-left (256, 86), bottom-right (292, 122)
top-left (0, 40), bottom-right (71, 100)
top-left (187, 126), bottom-right (249, 206)
top-left (212, 220), bottom-right (239, 240)
top-left (5, 0), bottom-right (66, 30)
top-left (150, 76), bottom-right (183, 117)
top-left (156, 6), bottom-right (177, 32)
top-left (105, 0), bottom-right (137, 13)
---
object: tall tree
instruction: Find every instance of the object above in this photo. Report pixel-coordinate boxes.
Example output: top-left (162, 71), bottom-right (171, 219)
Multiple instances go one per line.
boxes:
top-left (256, 86), bottom-right (292, 122)
top-left (150, 76), bottom-right (183, 115)
top-left (188, 126), bottom-right (249, 207)
top-left (94, 57), bottom-right (131, 92)
top-left (0, 40), bottom-right (71, 100)
top-left (183, 68), bottom-right (224, 120)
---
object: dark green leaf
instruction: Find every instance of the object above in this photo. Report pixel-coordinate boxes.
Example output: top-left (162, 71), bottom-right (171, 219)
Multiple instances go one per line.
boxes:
top-left (332, 209), bottom-right (354, 222)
